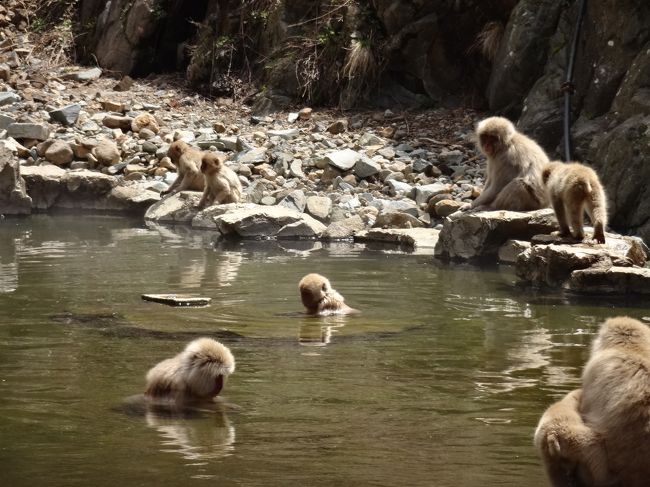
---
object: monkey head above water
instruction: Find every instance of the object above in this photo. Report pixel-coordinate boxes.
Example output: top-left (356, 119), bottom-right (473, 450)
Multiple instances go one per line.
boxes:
top-left (299, 273), bottom-right (357, 316)
top-left (145, 338), bottom-right (235, 404)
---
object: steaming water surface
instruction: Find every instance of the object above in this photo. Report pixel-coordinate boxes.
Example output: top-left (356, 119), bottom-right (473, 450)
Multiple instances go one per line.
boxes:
top-left (0, 215), bottom-right (645, 486)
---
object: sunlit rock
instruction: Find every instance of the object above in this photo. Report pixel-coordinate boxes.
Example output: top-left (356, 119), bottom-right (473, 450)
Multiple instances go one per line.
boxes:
top-left (144, 191), bottom-right (202, 223)
top-left (435, 209), bottom-right (556, 261)
top-left (356, 228), bottom-right (440, 254)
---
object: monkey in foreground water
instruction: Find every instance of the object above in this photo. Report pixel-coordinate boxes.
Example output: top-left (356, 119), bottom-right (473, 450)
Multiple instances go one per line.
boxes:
top-left (197, 152), bottom-right (242, 209)
top-left (299, 273), bottom-right (357, 316)
top-left (471, 116), bottom-right (549, 211)
top-left (145, 338), bottom-right (235, 405)
top-left (162, 140), bottom-right (205, 195)
top-left (534, 389), bottom-right (610, 486)
top-left (542, 161), bottom-right (608, 244)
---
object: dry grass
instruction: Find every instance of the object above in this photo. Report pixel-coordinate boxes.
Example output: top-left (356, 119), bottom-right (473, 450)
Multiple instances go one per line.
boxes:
top-left (468, 20), bottom-right (504, 61)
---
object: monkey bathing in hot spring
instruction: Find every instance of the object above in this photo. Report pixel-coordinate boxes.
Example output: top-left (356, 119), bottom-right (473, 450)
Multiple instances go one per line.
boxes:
top-left (299, 273), bottom-right (357, 316)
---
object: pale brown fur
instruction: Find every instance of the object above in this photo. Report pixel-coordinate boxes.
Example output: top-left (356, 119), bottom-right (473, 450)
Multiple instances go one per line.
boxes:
top-left (542, 161), bottom-right (608, 244)
top-left (145, 338), bottom-right (235, 404)
top-left (472, 116), bottom-right (549, 211)
top-left (534, 388), bottom-right (610, 486)
top-left (197, 152), bottom-right (243, 209)
top-left (299, 273), bottom-right (357, 316)
top-left (578, 317), bottom-right (650, 487)
top-left (162, 140), bottom-right (205, 195)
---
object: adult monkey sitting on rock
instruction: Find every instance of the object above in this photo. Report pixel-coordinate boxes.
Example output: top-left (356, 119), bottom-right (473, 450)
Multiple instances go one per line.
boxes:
top-left (471, 116), bottom-right (550, 211)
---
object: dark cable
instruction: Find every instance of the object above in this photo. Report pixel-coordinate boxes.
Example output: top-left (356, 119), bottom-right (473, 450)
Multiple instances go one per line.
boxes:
top-left (563, 0), bottom-right (587, 162)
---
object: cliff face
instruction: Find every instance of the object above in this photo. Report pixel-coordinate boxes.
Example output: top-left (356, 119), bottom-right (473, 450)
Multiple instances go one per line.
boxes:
top-left (79, 0), bottom-right (650, 240)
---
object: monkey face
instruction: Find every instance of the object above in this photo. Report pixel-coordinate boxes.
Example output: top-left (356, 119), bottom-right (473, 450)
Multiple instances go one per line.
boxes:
top-left (201, 154), bottom-right (224, 175)
top-left (299, 273), bottom-right (330, 309)
top-left (479, 133), bottom-right (500, 156)
top-left (168, 141), bottom-right (189, 163)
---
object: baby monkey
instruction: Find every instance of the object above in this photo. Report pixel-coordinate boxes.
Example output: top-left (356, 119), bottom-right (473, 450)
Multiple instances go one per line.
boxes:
top-left (163, 140), bottom-right (205, 195)
top-left (299, 273), bottom-right (357, 316)
top-left (542, 161), bottom-right (608, 244)
top-left (197, 152), bottom-right (243, 209)
top-left (145, 338), bottom-right (235, 405)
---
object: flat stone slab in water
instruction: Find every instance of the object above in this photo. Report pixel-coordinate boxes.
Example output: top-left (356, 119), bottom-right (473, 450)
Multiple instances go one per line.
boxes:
top-left (141, 294), bottom-right (212, 306)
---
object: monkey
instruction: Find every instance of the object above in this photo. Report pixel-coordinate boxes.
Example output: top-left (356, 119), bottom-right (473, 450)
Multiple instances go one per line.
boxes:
top-left (534, 388), bottom-right (611, 487)
top-left (162, 140), bottom-right (205, 195)
top-left (541, 161), bottom-right (608, 244)
top-left (577, 316), bottom-right (650, 487)
top-left (197, 152), bottom-right (243, 209)
top-left (471, 116), bottom-right (550, 211)
top-left (144, 337), bottom-right (235, 405)
top-left (299, 273), bottom-right (357, 316)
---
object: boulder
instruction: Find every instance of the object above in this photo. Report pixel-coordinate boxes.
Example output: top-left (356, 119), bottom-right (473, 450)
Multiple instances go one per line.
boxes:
top-left (565, 266), bottom-right (650, 295)
top-left (434, 209), bottom-right (557, 261)
top-left (305, 196), bottom-right (332, 220)
top-left (0, 146), bottom-right (32, 215)
top-left (49, 104), bottom-right (81, 126)
top-left (356, 228), bottom-right (440, 254)
top-left (325, 149), bottom-right (361, 171)
top-left (144, 191), bottom-right (202, 223)
top-left (44, 140), bottom-right (74, 165)
top-left (21, 164), bottom-right (66, 209)
top-left (324, 215), bottom-right (366, 239)
top-left (6, 122), bottom-right (50, 140)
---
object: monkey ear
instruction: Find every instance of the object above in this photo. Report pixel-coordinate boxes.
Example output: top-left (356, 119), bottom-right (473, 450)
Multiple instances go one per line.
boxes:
top-left (541, 167), bottom-right (552, 184)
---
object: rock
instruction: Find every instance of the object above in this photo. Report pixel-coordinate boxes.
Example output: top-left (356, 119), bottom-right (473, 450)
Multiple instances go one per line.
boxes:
top-left (278, 190), bottom-right (307, 213)
top-left (298, 107), bottom-right (312, 120)
top-left (6, 122), bottom-right (50, 140)
top-left (191, 203), bottom-right (326, 237)
top-left (102, 100), bottom-right (125, 112)
top-left (498, 239), bottom-right (532, 264)
top-left (325, 149), bottom-right (361, 171)
top-left (107, 186), bottom-right (160, 212)
top-left (305, 196), bottom-right (332, 220)
top-left (359, 132), bottom-right (385, 146)
top-left (267, 128), bottom-right (300, 139)
top-left (356, 228), bottom-right (440, 254)
top-left (48, 103), bottom-right (81, 126)
top-left (289, 159), bottom-right (305, 178)
top-left (0, 137), bottom-right (27, 154)
top-left (103, 115), bottom-right (133, 131)
top-left (0, 92), bottom-right (21, 106)
top-left (0, 112), bottom-right (16, 130)
top-left (142, 141), bottom-right (158, 153)
top-left (565, 266), bottom-right (650, 295)
top-left (44, 140), bottom-right (74, 165)
top-left (516, 244), bottom-right (630, 287)
top-left (434, 209), bottom-right (557, 261)
top-left (113, 76), bottom-right (134, 91)
top-left (20, 165), bottom-right (66, 209)
top-left (438, 149), bottom-right (464, 166)
top-left (236, 147), bottom-right (268, 165)
top-left (260, 196), bottom-right (276, 205)
top-left (386, 179), bottom-right (414, 197)
top-left (375, 211), bottom-right (423, 229)
top-left (62, 67), bottom-right (102, 82)
top-left (326, 119), bottom-right (348, 134)
top-left (324, 215), bottom-right (366, 239)
top-left (131, 113), bottom-right (159, 133)
top-left (414, 183), bottom-right (452, 205)
top-left (0, 146), bottom-right (32, 215)
top-left (93, 139), bottom-right (121, 166)
top-left (433, 199), bottom-right (464, 218)
top-left (144, 191), bottom-right (202, 223)
top-left (354, 157), bottom-right (381, 178)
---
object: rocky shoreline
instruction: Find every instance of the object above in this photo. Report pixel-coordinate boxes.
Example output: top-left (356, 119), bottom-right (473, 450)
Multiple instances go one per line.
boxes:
top-left (1, 34), bottom-right (649, 296)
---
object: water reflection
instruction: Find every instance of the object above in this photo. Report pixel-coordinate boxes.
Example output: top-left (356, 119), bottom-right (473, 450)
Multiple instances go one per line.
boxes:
top-left (298, 315), bottom-right (349, 347)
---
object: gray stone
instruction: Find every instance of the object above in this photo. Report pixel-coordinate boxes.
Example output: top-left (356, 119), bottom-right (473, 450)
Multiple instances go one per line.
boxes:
top-left (498, 240), bottom-right (532, 264)
top-left (325, 149), bottom-right (361, 171)
top-left (107, 186), bottom-right (160, 212)
top-left (6, 122), bottom-right (50, 140)
top-left (44, 140), bottom-right (74, 165)
top-left (0, 146), bottom-right (32, 215)
top-left (566, 266), bottom-right (650, 295)
top-left (435, 209), bottom-right (557, 261)
top-left (142, 141), bottom-right (158, 153)
top-left (305, 196), bottom-right (332, 220)
top-left (356, 228), bottom-right (440, 254)
top-left (268, 128), bottom-right (300, 139)
top-left (386, 179), bottom-right (414, 198)
top-left (63, 67), bottom-right (102, 82)
top-left (0, 92), bottom-right (21, 106)
top-left (438, 149), bottom-right (464, 166)
top-left (412, 159), bottom-right (433, 173)
top-left (375, 211), bottom-right (423, 229)
top-left (289, 159), bottom-right (305, 178)
top-left (373, 198), bottom-right (419, 216)
top-left (236, 147), bottom-right (268, 165)
top-left (414, 183), bottom-right (452, 205)
top-left (144, 191), bottom-right (202, 223)
top-left (0, 112), bottom-right (16, 130)
top-left (20, 165), bottom-right (66, 209)
top-left (49, 104), bottom-right (81, 126)
top-left (278, 190), bottom-right (307, 213)
top-left (358, 133), bottom-right (386, 146)
top-left (260, 196), bottom-right (276, 206)
top-left (324, 215), bottom-right (366, 239)
top-left (354, 157), bottom-right (381, 178)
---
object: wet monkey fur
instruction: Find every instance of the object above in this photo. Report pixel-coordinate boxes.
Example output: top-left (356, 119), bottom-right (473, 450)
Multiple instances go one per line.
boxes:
top-left (163, 140), bottom-right (205, 195)
top-left (534, 389), bottom-right (610, 486)
top-left (197, 152), bottom-right (243, 209)
top-left (472, 116), bottom-right (549, 211)
top-left (145, 338), bottom-right (235, 404)
top-left (542, 161), bottom-right (608, 244)
top-left (299, 273), bottom-right (357, 316)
